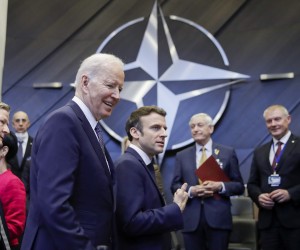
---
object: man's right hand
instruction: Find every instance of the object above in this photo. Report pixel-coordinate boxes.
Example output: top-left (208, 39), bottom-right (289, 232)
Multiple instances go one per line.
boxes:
top-left (173, 183), bottom-right (189, 212)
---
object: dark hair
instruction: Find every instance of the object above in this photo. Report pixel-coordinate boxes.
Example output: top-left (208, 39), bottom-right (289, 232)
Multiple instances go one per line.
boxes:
top-left (2, 132), bottom-right (18, 161)
top-left (125, 106), bottom-right (166, 141)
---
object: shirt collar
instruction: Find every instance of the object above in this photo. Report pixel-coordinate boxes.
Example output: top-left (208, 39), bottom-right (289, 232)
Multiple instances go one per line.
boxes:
top-left (15, 132), bottom-right (29, 142)
top-left (72, 96), bottom-right (98, 130)
top-left (129, 144), bottom-right (152, 165)
top-left (272, 130), bottom-right (291, 146)
top-left (196, 138), bottom-right (212, 153)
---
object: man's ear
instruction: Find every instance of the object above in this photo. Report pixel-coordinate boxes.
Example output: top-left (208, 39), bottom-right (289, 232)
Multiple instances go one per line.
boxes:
top-left (130, 127), bottom-right (140, 140)
top-left (81, 75), bottom-right (89, 92)
top-left (209, 125), bottom-right (214, 134)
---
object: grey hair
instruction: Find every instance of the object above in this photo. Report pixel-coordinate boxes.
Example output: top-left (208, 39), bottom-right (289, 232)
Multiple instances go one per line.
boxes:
top-left (74, 53), bottom-right (124, 87)
top-left (263, 105), bottom-right (289, 119)
top-left (189, 113), bottom-right (213, 126)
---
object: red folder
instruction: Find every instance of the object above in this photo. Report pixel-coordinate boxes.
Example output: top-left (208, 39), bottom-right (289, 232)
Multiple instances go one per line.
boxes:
top-left (195, 155), bottom-right (230, 182)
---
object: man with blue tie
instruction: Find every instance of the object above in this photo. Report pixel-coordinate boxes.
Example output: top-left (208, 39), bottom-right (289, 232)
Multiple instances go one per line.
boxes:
top-left (248, 104), bottom-right (300, 250)
top-left (8, 111), bottom-right (33, 191)
top-left (21, 53), bottom-right (125, 250)
top-left (171, 113), bottom-right (244, 250)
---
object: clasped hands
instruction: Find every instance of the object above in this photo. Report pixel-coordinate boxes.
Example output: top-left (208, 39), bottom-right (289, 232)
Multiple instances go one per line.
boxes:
top-left (190, 181), bottom-right (222, 198)
top-left (258, 189), bottom-right (290, 209)
top-left (173, 183), bottom-right (189, 212)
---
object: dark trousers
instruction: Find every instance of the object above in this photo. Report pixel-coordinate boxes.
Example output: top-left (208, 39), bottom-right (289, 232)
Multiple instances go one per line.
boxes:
top-left (260, 219), bottom-right (300, 250)
top-left (182, 207), bottom-right (230, 250)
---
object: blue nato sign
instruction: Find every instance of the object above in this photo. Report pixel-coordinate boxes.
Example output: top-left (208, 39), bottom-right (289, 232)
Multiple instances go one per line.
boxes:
top-left (97, 1), bottom-right (249, 163)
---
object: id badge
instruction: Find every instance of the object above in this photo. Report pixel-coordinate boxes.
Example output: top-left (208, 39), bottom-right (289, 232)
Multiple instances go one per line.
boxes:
top-left (268, 174), bottom-right (281, 187)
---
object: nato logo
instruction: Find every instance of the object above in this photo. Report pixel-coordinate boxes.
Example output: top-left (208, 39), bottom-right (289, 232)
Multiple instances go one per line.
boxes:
top-left (97, 1), bottom-right (249, 158)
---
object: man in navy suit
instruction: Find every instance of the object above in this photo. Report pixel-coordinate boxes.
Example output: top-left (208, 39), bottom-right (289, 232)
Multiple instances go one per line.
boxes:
top-left (115, 106), bottom-right (188, 250)
top-left (21, 53), bottom-right (125, 250)
top-left (171, 113), bottom-right (244, 250)
top-left (248, 105), bottom-right (300, 250)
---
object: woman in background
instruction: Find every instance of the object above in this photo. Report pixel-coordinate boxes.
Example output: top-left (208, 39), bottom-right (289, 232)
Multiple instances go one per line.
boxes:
top-left (0, 133), bottom-right (26, 250)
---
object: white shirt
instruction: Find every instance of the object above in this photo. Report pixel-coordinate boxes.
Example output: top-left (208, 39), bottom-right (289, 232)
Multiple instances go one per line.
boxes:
top-left (195, 139), bottom-right (212, 168)
top-left (72, 96), bottom-right (111, 174)
top-left (72, 96), bottom-right (98, 134)
top-left (129, 144), bottom-right (152, 166)
top-left (269, 130), bottom-right (291, 165)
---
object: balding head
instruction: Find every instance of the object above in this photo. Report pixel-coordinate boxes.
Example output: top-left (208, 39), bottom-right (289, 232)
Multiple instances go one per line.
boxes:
top-left (12, 111), bottom-right (30, 133)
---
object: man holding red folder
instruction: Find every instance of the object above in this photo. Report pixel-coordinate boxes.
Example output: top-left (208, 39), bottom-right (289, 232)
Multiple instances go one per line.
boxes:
top-left (171, 113), bottom-right (244, 250)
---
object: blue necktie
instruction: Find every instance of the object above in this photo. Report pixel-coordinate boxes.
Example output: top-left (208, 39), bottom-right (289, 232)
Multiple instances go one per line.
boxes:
top-left (95, 122), bottom-right (106, 154)
top-left (95, 122), bottom-right (112, 175)
top-left (17, 140), bottom-right (23, 166)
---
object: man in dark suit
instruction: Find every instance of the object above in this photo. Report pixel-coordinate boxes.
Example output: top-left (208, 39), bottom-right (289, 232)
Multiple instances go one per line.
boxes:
top-left (115, 106), bottom-right (188, 250)
top-left (10, 111), bottom-right (33, 177)
top-left (21, 53), bottom-right (125, 250)
top-left (247, 104), bottom-right (300, 250)
top-left (8, 111), bottom-right (33, 204)
top-left (171, 113), bottom-right (244, 250)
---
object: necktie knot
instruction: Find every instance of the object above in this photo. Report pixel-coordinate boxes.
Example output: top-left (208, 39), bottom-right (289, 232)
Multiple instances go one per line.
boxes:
top-left (199, 147), bottom-right (207, 166)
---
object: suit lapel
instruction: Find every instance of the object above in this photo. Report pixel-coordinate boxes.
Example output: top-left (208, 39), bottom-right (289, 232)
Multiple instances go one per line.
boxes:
top-left (276, 134), bottom-right (298, 172)
top-left (188, 145), bottom-right (200, 183)
top-left (19, 136), bottom-right (33, 168)
top-left (127, 148), bottom-right (165, 205)
top-left (68, 101), bottom-right (112, 179)
top-left (212, 143), bottom-right (220, 159)
top-left (263, 142), bottom-right (273, 172)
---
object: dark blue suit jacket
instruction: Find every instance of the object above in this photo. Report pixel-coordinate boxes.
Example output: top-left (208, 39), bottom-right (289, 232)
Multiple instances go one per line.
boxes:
top-left (8, 134), bottom-right (33, 179)
top-left (21, 101), bottom-right (115, 250)
top-left (171, 143), bottom-right (244, 232)
top-left (115, 147), bottom-right (183, 250)
top-left (248, 134), bottom-right (300, 229)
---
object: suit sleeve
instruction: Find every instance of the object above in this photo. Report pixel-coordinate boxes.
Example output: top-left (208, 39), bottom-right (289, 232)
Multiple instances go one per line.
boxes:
top-left (171, 153), bottom-right (186, 194)
top-left (247, 149), bottom-right (263, 205)
top-left (222, 149), bottom-right (244, 196)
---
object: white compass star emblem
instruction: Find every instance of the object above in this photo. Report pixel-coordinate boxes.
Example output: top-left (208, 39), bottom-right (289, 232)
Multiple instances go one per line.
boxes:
top-left (97, 1), bottom-right (249, 161)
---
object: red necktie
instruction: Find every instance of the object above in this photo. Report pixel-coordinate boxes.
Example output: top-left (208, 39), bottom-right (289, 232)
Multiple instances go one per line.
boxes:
top-left (272, 141), bottom-right (282, 169)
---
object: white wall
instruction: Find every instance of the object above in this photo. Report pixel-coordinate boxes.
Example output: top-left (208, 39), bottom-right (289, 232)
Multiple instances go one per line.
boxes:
top-left (0, 0), bottom-right (8, 100)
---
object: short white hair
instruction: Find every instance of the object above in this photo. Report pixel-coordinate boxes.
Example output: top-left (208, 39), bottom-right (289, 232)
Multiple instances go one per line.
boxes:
top-left (263, 105), bottom-right (289, 119)
top-left (189, 113), bottom-right (213, 126)
top-left (74, 53), bottom-right (124, 87)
